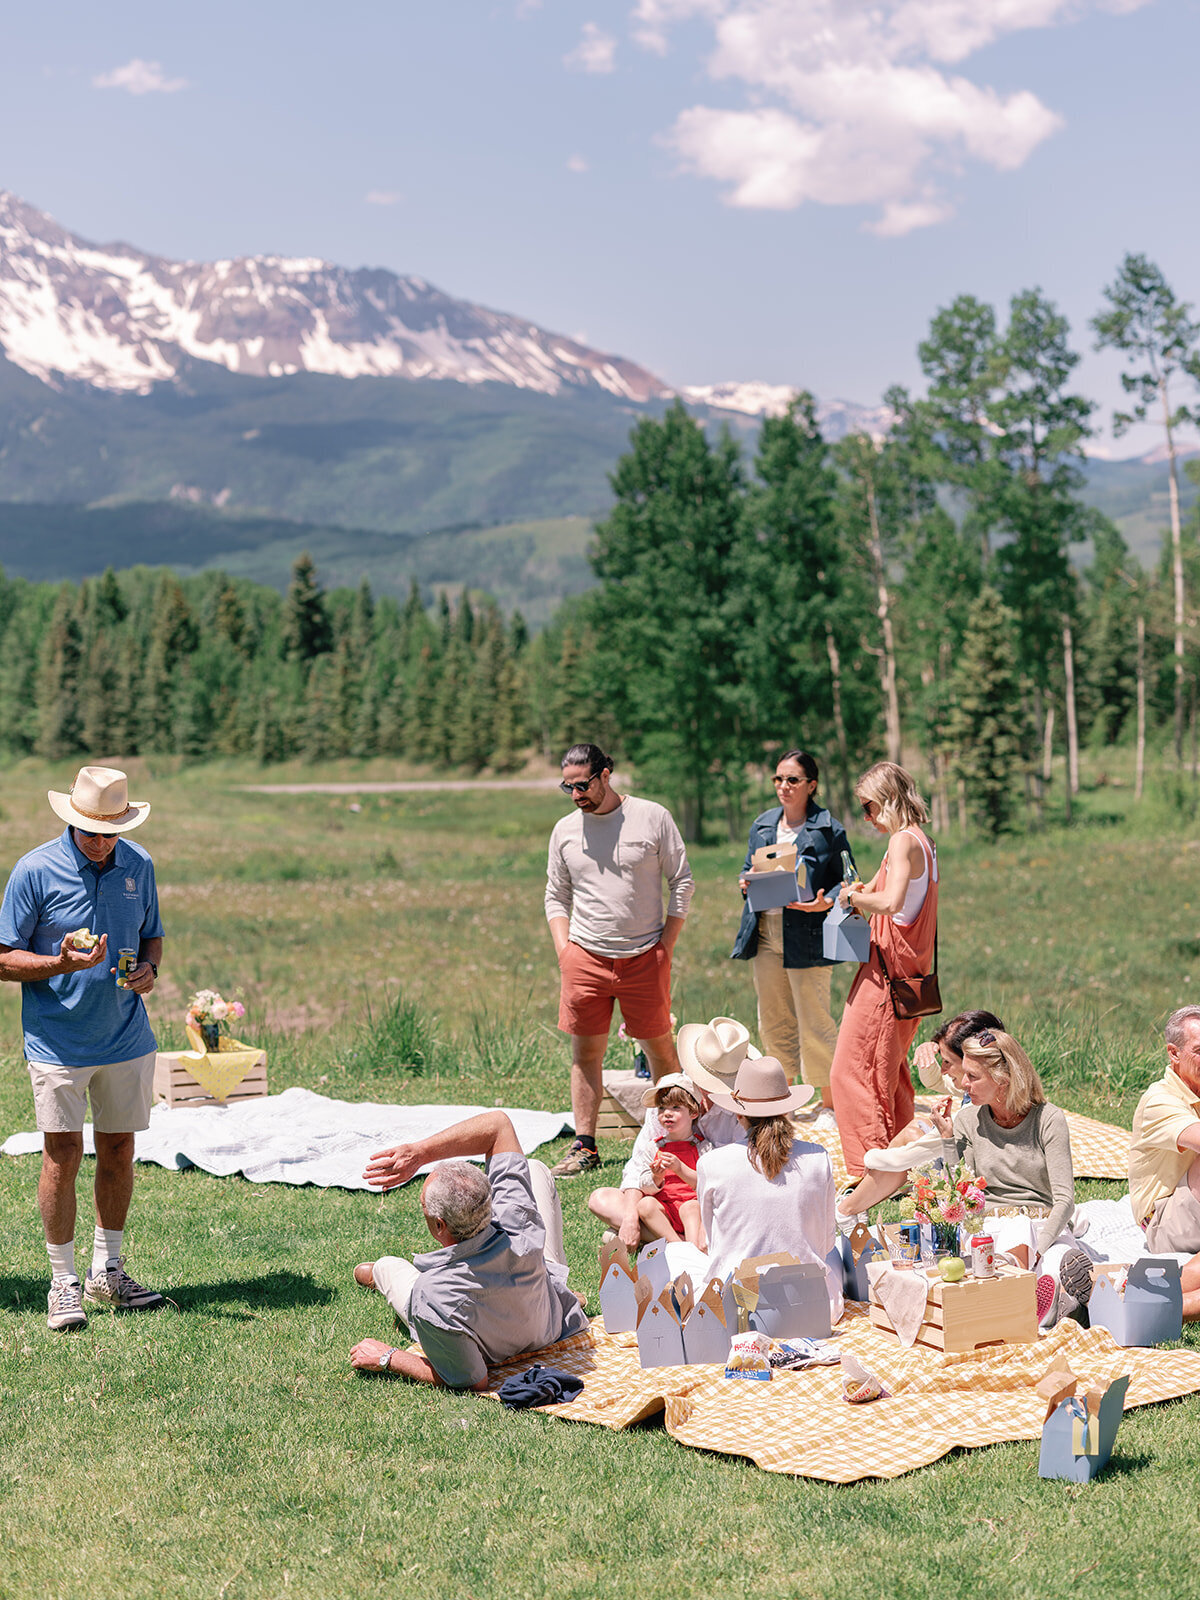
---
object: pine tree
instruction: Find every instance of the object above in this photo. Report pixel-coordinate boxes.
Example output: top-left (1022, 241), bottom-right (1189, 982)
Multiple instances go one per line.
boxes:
top-left (588, 401), bottom-right (746, 839)
top-left (946, 588), bottom-right (1030, 836)
top-left (282, 553), bottom-right (333, 665)
top-left (35, 585), bottom-right (83, 758)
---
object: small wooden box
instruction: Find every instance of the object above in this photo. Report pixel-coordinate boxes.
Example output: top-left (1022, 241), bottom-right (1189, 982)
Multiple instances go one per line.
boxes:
top-left (869, 1263), bottom-right (1037, 1353)
top-left (596, 1091), bottom-right (641, 1143)
top-left (153, 1051), bottom-right (269, 1109)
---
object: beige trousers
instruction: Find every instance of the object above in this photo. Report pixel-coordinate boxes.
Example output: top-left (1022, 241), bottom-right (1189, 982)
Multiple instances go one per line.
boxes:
top-left (752, 917), bottom-right (837, 1090)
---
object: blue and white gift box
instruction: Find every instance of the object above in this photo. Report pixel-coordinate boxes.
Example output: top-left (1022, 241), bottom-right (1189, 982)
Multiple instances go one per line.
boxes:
top-left (1088, 1257), bottom-right (1183, 1348)
top-left (822, 891), bottom-right (872, 964)
top-left (1037, 1370), bottom-right (1130, 1483)
top-left (838, 1222), bottom-right (885, 1302)
top-left (732, 1252), bottom-right (832, 1340)
top-left (744, 842), bottom-right (805, 914)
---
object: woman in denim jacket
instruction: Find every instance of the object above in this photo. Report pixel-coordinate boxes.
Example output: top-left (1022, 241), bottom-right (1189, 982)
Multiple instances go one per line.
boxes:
top-left (731, 750), bottom-right (854, 1108)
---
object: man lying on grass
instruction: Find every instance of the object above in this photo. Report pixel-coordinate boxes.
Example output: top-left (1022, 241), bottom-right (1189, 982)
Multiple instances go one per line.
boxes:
top-left (349, 1110), bottom-right (590, 1388)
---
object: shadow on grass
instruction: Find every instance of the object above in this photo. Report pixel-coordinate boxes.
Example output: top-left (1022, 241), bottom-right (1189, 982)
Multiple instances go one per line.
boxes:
top-left (169, 1270), bottom-right (334, 1318)
top-left (0, 1277), bottom-right (47, 1313)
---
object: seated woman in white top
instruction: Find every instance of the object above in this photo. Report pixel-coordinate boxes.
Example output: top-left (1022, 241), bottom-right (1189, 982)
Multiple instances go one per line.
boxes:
top-left (696, 1056), bottom-right (843, 1323)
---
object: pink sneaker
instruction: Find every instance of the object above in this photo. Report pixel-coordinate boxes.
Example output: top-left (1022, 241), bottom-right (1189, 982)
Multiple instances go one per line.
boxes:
top-left (1036, 1274), bottom-right (1058, 1326)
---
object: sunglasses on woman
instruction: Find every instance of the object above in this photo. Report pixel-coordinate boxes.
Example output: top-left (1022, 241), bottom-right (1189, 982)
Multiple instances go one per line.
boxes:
top-left (773, 775), bottom-right (806, 787)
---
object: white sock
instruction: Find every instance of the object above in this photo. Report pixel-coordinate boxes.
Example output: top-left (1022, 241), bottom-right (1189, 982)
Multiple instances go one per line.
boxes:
top-left (93, 1226), bottom-right (123, 1275)
top-left (47, 1241), bottom-right (77, 1283)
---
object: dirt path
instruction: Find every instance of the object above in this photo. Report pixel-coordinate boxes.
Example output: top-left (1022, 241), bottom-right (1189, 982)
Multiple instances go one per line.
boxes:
top-left (236, 778), bottom-right (564, 794)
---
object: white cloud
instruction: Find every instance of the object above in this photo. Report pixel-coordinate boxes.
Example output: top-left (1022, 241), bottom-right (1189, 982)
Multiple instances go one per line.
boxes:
top-left (566, 154), bottom-right (590, 173)
top-left (92, 58), bottom-right (187, 95)
top-left (565, 22), bottom-right (618, 72)
top-left (365, 190), bottom-right (401, 206)
top-left (641, 0), bottom-right (1151, 232)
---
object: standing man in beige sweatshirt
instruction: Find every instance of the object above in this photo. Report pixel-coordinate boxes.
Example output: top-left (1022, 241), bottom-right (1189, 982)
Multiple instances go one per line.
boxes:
top-left (544, 743), bottom-right (694, 1176)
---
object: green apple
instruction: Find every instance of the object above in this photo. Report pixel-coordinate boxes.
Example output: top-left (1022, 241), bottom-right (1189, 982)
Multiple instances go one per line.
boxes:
top-left (68, 927), bottom-right (99, 951)
top-left (938, 1257), bottom-right (966, 1283)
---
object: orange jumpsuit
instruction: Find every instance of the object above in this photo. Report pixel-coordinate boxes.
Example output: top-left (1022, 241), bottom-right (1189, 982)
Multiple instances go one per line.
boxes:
top-left (830, 828), bottom-right (938, 1177)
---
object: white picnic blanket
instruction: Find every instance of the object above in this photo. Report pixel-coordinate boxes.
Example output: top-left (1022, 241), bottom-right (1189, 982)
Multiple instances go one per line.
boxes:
top-left (1074, 1196), bottom-right (1193, 1268)
top-left (0, 1088), bottom-right (573, 1191)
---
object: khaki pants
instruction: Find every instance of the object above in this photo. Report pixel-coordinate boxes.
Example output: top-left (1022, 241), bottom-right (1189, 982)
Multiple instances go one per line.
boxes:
top-left (752, 918), bottom-right (837, 1090)
top-left (1145, 1177), bottom-right (1200, 1255)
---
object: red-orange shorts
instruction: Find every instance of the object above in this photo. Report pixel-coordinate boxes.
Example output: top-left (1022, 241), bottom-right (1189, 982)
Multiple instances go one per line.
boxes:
top-left (557, 940), bottom-right (672, 1040)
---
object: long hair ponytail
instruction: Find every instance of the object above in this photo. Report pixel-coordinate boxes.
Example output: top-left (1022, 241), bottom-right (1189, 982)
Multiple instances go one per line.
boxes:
top-left (744, 1115), bottom-right (794, 1180)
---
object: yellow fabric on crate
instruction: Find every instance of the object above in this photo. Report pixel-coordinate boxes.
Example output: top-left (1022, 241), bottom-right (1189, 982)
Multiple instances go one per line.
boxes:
top-left (474, 1309), bottom-right (1200, 1482)
top-left (182, 1026), bottom-right (265, 1103)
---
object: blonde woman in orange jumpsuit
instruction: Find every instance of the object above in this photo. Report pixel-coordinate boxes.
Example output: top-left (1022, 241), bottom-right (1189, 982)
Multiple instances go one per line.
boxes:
top-left (829, 762), bottom-right (938, 1179)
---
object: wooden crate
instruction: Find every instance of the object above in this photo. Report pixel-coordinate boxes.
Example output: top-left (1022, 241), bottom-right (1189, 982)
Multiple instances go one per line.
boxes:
top-left (596, 1091), bottom-right (642, 1143)
top-left (153, 1051), bottom-right (269, 1109)
top-left (869, 1263), bottom-right (1037, 1353)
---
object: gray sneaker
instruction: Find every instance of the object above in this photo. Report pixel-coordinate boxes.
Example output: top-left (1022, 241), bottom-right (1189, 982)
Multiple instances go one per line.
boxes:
top-left (83, 1258), bottom-right (165, 1312)
top-left (47, 1277), bottom-right (87, 1331)
top-left (549, 1140), bottom-right (601, 1177)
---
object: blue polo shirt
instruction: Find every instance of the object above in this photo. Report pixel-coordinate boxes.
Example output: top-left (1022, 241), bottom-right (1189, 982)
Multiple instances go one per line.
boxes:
top-left (0, 829), bottom-right (163, 1067)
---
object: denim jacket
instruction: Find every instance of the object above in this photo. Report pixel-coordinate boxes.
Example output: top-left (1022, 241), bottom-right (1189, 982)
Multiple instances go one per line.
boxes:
top-left (730, 802), bottom-right (855, 969)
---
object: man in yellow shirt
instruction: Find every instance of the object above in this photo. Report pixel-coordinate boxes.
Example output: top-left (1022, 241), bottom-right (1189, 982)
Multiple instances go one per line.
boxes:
top-left (1129, 1005), bottom-right (1200, 1320)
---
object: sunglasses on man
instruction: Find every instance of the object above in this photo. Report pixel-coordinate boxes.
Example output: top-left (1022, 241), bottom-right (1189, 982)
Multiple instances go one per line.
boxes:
top-left (559, 775), bottom-right (599, 796)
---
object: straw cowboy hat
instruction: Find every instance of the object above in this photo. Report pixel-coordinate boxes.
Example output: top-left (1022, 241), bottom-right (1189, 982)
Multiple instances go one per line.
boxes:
top-left (48, 766), bottom-right (151, 834)
top-left (706, 1056), bottom-right (815, 1118)
top-left (676, 1016), bottom-right (762, 1096)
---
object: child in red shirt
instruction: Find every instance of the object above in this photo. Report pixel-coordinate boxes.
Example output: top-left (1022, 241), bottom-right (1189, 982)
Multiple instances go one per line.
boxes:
top-left (638, 1077), bottom-right (708, 1245)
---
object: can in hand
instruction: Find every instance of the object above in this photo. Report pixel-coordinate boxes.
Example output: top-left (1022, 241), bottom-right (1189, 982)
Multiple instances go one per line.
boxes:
top-left (116, 948), bottom-right (137, 989)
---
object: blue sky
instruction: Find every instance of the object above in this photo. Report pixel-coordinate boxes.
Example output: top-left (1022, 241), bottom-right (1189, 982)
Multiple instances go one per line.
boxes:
top-left (2, 1), bottom-right (1197, 449)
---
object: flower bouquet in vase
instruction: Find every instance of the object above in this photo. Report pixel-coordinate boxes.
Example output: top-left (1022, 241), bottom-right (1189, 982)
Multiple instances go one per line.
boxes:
top-left (900, 1159), bottom-right (987, 1260)
top-left (186, 989), bottom-right (246, 1055)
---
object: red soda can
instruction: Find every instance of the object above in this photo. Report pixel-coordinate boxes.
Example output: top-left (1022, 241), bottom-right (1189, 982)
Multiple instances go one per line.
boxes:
top-left (970, 1235), bottom-right (995, 1277)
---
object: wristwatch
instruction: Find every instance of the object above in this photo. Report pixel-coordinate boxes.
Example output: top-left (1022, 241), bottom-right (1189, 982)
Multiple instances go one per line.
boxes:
top-left (147, 961), bottom-right (158, 977)
top-left (378, 1346), bottom-right (398, 1370)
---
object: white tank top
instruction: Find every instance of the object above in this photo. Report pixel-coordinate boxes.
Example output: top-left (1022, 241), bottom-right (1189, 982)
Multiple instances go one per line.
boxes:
top-left (892, 829), bottom-right (936, 927)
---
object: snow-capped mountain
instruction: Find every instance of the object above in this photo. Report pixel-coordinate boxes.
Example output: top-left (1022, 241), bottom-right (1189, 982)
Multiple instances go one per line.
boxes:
top-left (0, 190), bottom-right (670, 402)
top-left (682, 381), bottom-right (895, 440)
top-left (0, 189), bottom-right (902, 445)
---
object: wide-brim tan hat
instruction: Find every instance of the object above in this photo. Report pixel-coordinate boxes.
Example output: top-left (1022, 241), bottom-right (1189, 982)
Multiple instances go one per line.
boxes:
top-left (707, 1056), bottom-right (816, 1117)
top-left (48, 766), bottom-right (151, 834)
top-left (676, 1016), bottom-right (762, 1096)
top-left (641, 1072), bottom-right (701, 1109)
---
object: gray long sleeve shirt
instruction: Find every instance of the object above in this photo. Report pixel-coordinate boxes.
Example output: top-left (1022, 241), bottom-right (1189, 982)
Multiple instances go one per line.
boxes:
top-left (941, 1100), bottom-right (1075, 1256)
top-left (544, 795), bottom-right (694, 959)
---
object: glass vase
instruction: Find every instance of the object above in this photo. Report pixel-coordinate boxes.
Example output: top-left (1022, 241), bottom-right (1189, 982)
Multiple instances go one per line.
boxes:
top-left (200, 1021), bottom-right (223, 1053)
top-left (931, 1220), bottom-right (961, 1258)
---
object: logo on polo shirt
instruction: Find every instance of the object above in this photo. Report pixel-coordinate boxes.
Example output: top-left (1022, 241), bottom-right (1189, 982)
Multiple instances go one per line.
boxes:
top-left (125, 877), bottom-right (137, 894)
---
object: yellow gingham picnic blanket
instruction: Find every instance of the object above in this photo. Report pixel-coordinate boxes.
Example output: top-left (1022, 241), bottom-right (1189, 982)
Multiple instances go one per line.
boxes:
top-left (478, 1308), bottom-right (1200, 1482)
top-left (799, 1108), bottom-right (1131, 1187)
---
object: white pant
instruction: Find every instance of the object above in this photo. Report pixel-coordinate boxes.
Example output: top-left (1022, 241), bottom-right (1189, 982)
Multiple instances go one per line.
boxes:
top-left (373, 1158), bottom-right (565, 1330)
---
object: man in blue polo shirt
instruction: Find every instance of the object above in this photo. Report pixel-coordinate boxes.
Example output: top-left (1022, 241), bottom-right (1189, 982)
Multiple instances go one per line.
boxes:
top-left (0, 765), bottom-right (166, 1331)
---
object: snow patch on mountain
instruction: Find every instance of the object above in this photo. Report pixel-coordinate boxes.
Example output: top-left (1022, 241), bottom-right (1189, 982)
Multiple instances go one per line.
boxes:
top-left (0, 191), bottom-right (670, 403)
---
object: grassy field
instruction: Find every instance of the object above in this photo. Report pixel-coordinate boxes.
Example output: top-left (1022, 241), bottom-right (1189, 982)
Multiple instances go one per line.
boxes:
top-left (0, 755), bottom-right (1197, 1600)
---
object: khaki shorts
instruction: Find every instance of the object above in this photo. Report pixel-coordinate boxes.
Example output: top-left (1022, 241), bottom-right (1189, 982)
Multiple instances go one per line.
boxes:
top-left (28, 1053), bottom-right (156, 1135)
top-left (1144, 1177), bottom-right (1200, 1255)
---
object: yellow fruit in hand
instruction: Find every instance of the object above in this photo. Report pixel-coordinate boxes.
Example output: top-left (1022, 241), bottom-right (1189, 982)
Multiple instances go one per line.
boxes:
top-left (68, 927), bottom-right (99, 951)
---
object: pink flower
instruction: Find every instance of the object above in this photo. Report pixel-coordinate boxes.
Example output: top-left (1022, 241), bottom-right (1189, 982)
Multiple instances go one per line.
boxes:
top-left (941, 1200), bottom-right (967, 1225)
top-left (965, 1186), bottom-right (984, 1208)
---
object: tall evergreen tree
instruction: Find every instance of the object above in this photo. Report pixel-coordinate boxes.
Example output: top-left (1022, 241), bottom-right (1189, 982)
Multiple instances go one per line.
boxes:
top-left (946, 588), bottom-right (1030, 836)
top-left (282, 553), bottom-right (333, 665)
top-left (587, 402), bottom-right (746, 839)
top-left (35, 585), bottom-right (83, 759)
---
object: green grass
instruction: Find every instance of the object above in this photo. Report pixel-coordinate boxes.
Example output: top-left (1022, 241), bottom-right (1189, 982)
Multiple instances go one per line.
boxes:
top-left (1, 756), bottom-right (1198, 1599)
